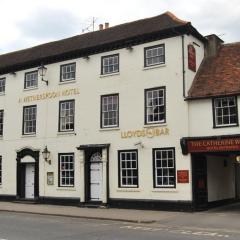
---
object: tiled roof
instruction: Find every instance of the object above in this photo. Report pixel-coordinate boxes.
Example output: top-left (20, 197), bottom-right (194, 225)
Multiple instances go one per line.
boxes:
top-left (0, 12), bottom-right (204, 75)
top-left (188, 42), bottom-right (240, 99)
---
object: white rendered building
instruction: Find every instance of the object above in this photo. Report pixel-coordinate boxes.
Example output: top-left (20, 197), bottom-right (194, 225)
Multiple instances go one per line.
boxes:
top-left (0, 12), bottom-right (239, 210)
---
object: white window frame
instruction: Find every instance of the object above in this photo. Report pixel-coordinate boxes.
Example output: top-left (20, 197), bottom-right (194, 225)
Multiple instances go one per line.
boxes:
top-left (145, 87), bottom-right (166, 124)
top-left (60, 63), bottom-right (76, 82)
top-left (24, 71), bottom-right (38, 89)
top-left (153, 148), bottom-right (175, 188)
top-left (213, 96), bottom-right (238, 127)
top-left (144, 44), bottom-right (165, 67)
top-left (0, 78), bottom-right (6, 94)
top-left (0, 110), bottom-right (3, 136)
top-left (59, 153), bottom-right (74, 187)
top-left (101, 54), bottom-right (119, 75)
top-left (23, 105), bottom-right (37, 135)
top-left (59, 100), bottom-right (75, 132)
top-left (101, 94), bottom-right (119, 128)
top-left (119, 150), bottom-right (138, 188)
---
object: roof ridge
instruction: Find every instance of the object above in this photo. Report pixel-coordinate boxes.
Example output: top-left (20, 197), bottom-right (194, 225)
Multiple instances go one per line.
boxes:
top-left (164, 11), bottom-right (188, 24)
top-left (223, 41), bottom-right (240, 46)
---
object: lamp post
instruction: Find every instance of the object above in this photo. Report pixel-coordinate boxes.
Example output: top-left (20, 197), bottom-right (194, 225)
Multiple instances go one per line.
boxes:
top-left (42, 146), bottom-right (51, 164)
top-left (38, 64), bottom-right (48, 85)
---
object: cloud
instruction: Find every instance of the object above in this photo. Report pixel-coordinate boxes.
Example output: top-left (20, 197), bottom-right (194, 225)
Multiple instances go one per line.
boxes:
top-left (17, 8), bottom-right (84, 41)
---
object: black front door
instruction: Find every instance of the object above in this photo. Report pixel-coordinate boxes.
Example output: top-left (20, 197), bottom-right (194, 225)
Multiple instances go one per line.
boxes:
top-left (192, 154), bottom-right (208, 210)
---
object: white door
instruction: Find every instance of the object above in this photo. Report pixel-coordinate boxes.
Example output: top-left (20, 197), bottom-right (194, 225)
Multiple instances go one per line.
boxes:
top-left (25, 164), bottom-right (35, 199)
top-left (90, 152), bottom-right (102, 201)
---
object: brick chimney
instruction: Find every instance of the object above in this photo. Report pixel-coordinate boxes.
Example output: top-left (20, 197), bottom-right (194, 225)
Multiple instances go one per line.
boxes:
top-left (105, 22), bottom-right (109, 29)
top-left (205, 34), bottom-right (224, 57)
top-left (99, 24), bottom-right (104, 30)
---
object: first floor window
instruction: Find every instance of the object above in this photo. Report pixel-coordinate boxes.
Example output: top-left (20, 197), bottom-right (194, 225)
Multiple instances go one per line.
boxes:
top-left (59, 153), bottom-right (74, 187)
top-left (24, 71), bottom-right (38, 89)
top-left (101, 54), bottom-right (119, 75)
top-left (0, 110), bottom-right (3, 136)
top-left (0, 78), bottom-right (6, 94)
top-left (60, 63), bottom-right (76, 82)
top-left (213, 96), bottom-right (238, 127)
top-left (59, 100), bottom-right (75, 132)
top-left (118, 150), bottom-right (138, 187)
top-left (153, 148), bottom-right (175, 188)
top-left (144, 44), bottom-right (165, 67)
top-left (145, 87), bottom-right (166, 124)
top-left (101, 94), bottom-right (119, 128)
top-left (23, 105), bottom-right (37, 135)
top-left (0, 156), bottom-right (2, 185)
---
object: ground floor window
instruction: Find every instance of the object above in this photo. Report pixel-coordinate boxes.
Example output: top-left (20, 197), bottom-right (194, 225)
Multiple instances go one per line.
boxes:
top-left (58, 153), bottom-right (74, 187)
top-left (153, 148), bottom-right (175, 188)
top-left (118, 150), bottom-right (138, 188)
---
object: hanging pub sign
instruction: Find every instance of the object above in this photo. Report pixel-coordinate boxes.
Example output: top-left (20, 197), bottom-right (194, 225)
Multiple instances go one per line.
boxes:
top-left (188, 44), bottom-right (196, 72)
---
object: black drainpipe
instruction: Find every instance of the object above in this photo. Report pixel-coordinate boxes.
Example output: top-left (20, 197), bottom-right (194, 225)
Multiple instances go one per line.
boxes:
top-left (182, 35), bottom-right (186, 98)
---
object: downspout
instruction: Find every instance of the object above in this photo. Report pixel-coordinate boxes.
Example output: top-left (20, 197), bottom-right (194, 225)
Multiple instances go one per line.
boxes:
top-left (182, 35), bottom-right (186, 98)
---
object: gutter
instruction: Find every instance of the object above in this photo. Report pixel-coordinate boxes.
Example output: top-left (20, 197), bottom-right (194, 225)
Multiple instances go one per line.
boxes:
top-left (182, 35), bottom-right (186, 98)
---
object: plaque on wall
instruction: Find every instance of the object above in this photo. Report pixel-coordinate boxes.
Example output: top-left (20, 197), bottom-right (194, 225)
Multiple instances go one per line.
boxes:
top-left (177, 170), bottom-right (189, 183)
top-left (47, 172), bottom-right (54, 185)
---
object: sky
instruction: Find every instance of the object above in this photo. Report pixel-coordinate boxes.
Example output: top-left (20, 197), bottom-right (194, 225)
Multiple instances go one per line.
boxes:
top-left (1, 0), bottom-right (239, 54)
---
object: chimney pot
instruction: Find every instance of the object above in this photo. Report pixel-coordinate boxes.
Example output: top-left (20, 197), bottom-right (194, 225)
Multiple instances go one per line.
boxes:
top-left (105, 22), bottom-right (109, 29)
top-left (99, 24), bottom-right (104, 30)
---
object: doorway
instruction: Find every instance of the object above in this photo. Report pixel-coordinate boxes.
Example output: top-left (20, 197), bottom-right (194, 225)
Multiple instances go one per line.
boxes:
top-left (85, 148), bottom-right (103, 203)
top-left (16, 148), bottom-right (39, 200)
top-left (192, 154), bottom-right (208, 210)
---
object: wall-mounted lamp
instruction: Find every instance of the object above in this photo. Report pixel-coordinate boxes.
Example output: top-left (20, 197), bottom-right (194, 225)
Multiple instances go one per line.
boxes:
top-left (42, 146), bottom-right (51, 164)
top-left (134, 141), bottom-right (144, 148)
top-left (38, 64), bottom-right (48, 85)
top-left (126, 46), bottom-right (133, 51)
top-left (236, 156), bottom-right (240, 163)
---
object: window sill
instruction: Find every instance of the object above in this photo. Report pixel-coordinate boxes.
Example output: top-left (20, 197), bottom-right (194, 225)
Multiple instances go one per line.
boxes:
top-left (143, 64), bottom-right (166, 71)
top-left (57, 187), bottom-right (76, 191)
top-left (57, 131), bottom-right (76, 136)
top-left (0, 92), bottom-right (5, 96)
top-left (59, 80), bottom-right (76, 85)
top-left (151, 188), bottom-right (178, 193)
top-left (99, 127), bottom-right (120, 132)
top-left (143, 123), bottom-right (167, 128)
top-left (213, 124), bottom-right (239, 129)
top-left (23, 87), bottom-right (38, 92)
top-left (0, 136), bottom-right (3, 140)
top-left (117, 188), bottom-right (141, 192)
top-left (100, 72), bottom-right (120, 78)
top-left (21, 134), bottom-right (37, 138)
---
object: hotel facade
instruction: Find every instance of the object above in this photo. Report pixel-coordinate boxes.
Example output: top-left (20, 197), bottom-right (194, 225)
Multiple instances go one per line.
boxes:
top-left (0, 12), bottom-right (239, 210)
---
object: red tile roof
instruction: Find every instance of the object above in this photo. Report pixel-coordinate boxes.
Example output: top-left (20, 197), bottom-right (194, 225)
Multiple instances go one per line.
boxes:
top-left (188, 42), bottom-right (240, 99)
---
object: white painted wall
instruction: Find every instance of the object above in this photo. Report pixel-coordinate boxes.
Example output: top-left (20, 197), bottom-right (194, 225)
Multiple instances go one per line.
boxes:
top-left (207, 155), bottom-right (235, 202)
top-left (0, 34), bottom-right (205, 202)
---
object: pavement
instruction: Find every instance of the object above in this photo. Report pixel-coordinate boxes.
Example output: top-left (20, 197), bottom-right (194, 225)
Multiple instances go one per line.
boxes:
top-left (0, 201), bottom-right (239, 226)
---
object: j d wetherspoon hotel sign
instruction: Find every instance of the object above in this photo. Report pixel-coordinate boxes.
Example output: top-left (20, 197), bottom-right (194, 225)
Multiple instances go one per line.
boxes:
top-left (19, 88), bottom-right (80, 103)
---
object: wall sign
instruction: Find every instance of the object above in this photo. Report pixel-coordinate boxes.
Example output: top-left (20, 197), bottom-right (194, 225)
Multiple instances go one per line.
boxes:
top-left (187, 138), bottom-right (240, 153)
top-left (188, 44), bottom-right (196, 72)
top-left (177, 170), bottom-right (189, 183)
top-left (47, 172), bottom-right (54, 185)
top-left (121, 127), bottom-right (169, 139)
top-left (19, 88), bottom-right (80, 103)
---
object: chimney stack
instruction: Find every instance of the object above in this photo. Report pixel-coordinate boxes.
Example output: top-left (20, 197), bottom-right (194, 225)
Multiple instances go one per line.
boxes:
top-left (205, 34), bottom-right (224, 57)
top-left (99, 24), bottom-right (104, 30)
top-left (105, 22), bottom-right (109, 29)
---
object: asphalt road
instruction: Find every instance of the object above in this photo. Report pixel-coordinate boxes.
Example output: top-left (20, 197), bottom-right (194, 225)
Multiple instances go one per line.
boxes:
top-left (0, 212), bottom-right (239, 240)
